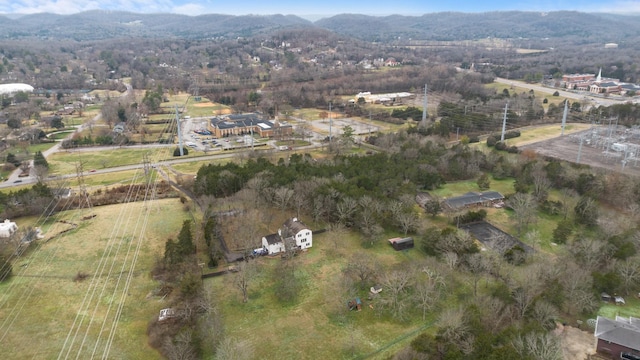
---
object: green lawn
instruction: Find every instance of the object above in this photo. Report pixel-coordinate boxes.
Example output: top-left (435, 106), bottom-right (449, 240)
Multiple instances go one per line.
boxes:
top-left (598, 296), bottom-right (640, 319)
top-left (47, 147), bottom-right (189, 174)
top-left (0, 198), bottom-right (190, 359)
top-left (432, 178), bottom-right (515, 198)
top-left (210, 226), bottom-right (431, 360)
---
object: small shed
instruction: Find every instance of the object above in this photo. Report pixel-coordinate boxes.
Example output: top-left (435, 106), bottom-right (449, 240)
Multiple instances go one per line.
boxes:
top-left (601, 292), bottom-right (612, 302)
top-left (0, 219), bottom-right (18, 238)
top-left (616, 296), bottom-right (626, 305)
top-left (388, 237), bottom-right (414, 251)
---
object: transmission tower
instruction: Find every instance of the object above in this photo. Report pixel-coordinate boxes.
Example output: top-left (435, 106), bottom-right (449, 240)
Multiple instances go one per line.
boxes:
top-left (75, 161), bottom-right (93, 210)
top-left (420, 84), bottom-right (428, 128)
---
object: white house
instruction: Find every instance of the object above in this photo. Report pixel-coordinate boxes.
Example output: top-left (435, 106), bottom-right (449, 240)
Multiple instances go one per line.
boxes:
top-left (282, 217), bottom-right (312, 250)
top-left (0, 219), bottom-right (18, 238)
top-left (262, 233), bottom-right (285, 255)
top-left (260, 218), bottom-right (312, 255)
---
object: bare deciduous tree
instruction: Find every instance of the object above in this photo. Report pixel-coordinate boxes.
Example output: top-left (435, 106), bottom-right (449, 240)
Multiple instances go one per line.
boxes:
top-left (336, 196), bottom-right (358, 227)
top-left (379, 268), bottom-right (414, 319)
top-left (507, 192), bottom-right (536, 236)
top-left (617, 257), bottom-right (640, 296)
top-left (414, 266), bottom-right (446, 320)
top-left (436, 306), bottom-right (474, 354)
top-left (511, 332), bottom-right (562, 360)
top-left (343, 253), bottom-right (380, 288)
top-left (215, 337), bottom-right (254, 360)
top-left (163, 330), bottom-right (197, 360)
top-left (231, 260), bottom-right (255, 303)
top-left (443, 251), bottom-right (458, 269)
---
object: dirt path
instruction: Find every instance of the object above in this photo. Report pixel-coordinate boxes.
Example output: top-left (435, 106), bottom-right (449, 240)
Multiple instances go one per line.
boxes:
top-left (557, 325), bottom-right (595, 360)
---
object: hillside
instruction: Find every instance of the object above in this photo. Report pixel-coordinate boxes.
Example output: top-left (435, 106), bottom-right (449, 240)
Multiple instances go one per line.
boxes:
top-left (1, 10), bottom-right (640, 43)
top-left (0, 11), bottom-right (314, 40)
top-left (315, 11), bottom-right (640, 43)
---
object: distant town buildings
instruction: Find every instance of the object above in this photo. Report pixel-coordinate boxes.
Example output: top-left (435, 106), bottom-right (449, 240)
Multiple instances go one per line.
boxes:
top-left (562, 68), bottom-right (640, 95)
top-left (353, 91), bottom-right (415, 106)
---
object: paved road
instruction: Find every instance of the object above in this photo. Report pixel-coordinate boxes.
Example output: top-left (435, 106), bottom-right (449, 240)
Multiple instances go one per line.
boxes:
top-left (0, 140), bottom-right (324, 189)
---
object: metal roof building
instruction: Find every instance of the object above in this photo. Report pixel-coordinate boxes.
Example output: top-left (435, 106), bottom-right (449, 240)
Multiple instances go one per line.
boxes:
top-left (0, 83), bottom-right (34, 96)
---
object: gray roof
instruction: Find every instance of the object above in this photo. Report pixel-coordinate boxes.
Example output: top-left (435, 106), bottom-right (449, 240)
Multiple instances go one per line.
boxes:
top-left (264, 233), bottom-right (281, 245)
top-left (283, 218), bottom-right (308, 235)
top-left (444, 191), bottom-right (504, 209)
top-left (595, 316), bottom-right (640, 351)
top-left (210, 113), bottom-right (291, 131)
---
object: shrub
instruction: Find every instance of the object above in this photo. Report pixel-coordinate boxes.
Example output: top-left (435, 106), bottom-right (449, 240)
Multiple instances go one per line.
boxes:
top-left (173, 147), bottom-right (189, 156)
top-left (453, 209), bottom-right (487, 225)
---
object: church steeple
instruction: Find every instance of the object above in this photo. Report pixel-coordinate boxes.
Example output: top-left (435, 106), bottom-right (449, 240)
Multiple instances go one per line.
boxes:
top-left (596, 68), bottom-right (602, 82)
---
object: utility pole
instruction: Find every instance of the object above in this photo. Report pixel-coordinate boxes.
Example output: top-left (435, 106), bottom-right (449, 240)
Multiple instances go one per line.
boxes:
top-left (420, 84), bottom-right (428, 128)
top-left (328, 102), bottom-right (333, 143)
top-left (561, 100), bottom-right (568, 136)
top-left (500, 102), bottom-right (509, 142)
top-left (577, 136), bottom-right (584, 163)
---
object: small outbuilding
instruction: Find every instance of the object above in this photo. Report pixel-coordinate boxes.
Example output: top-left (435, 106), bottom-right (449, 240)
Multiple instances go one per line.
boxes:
top-left (388, 237), bottom-right (414, 251)
top-left (0, 219), bottom-right (18, 238)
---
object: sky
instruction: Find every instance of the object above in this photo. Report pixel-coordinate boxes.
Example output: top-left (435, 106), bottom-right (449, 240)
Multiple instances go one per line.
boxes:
top-left (0, 0), bottom-right (639, 19)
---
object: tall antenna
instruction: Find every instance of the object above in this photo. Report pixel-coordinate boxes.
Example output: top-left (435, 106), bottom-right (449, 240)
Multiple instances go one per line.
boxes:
top-left (420, 84), bottom-right (428, 128)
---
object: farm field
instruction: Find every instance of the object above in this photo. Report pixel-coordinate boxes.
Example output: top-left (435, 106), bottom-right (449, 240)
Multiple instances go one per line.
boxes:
top-left (0, 198), bottom-right (191, 359)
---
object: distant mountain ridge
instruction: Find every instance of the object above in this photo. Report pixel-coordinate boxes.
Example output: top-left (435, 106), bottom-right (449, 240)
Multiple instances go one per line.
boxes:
top-left (315, 11), bottom-right (640, 42)
top-left (0, 10), bottom-right (638, 42)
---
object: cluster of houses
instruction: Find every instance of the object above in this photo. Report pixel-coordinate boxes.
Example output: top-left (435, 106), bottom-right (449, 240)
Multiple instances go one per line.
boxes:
top-left (562, 69), bottom-right (640, 95)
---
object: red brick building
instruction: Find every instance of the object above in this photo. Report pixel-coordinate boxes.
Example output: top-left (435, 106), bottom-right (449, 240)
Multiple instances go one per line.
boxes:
top-left (595, 316), bottom-right (640, 359)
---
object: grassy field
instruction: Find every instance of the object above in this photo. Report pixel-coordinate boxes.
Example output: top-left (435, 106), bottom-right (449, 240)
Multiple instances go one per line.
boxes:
top-left (0, 198), bottom-right (191, 359)
top-left (210, 223), bottom-right (432, 360)
top-left (506, 123), bottom-right (591, 147)
top-left (598, 296), bottom-right (640, 319)
top-left (485, 82), bottom-right (568, 108)
top-left (47, 147), bottom-right (185, 174)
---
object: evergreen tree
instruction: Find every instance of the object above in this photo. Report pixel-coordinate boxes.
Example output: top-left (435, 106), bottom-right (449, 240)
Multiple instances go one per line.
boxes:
top-left (33, 151), bottom-right (49, 169)
top-left (6, 152), bottom-right (20, 167)
top-left (177, 220), bottom-right (195, 258)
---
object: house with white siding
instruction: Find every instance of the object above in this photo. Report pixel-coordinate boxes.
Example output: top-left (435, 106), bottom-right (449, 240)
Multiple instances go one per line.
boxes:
top-left (261, 218), bottom-right (312, 255)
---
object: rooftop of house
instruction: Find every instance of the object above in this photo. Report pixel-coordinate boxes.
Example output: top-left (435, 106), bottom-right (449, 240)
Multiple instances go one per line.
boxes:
top-left (264, 233), bottom-right (281, 245)
top-left (595, 316), bottom-right (640, 351)
top-left (283, 217), bottom-right (308, 235)
top-left (444, 191), bottom-right (504, 209)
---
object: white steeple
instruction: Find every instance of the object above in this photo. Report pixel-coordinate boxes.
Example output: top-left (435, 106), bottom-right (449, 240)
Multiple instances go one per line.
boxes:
top-left (596, 68), bottom-right (602, 82)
